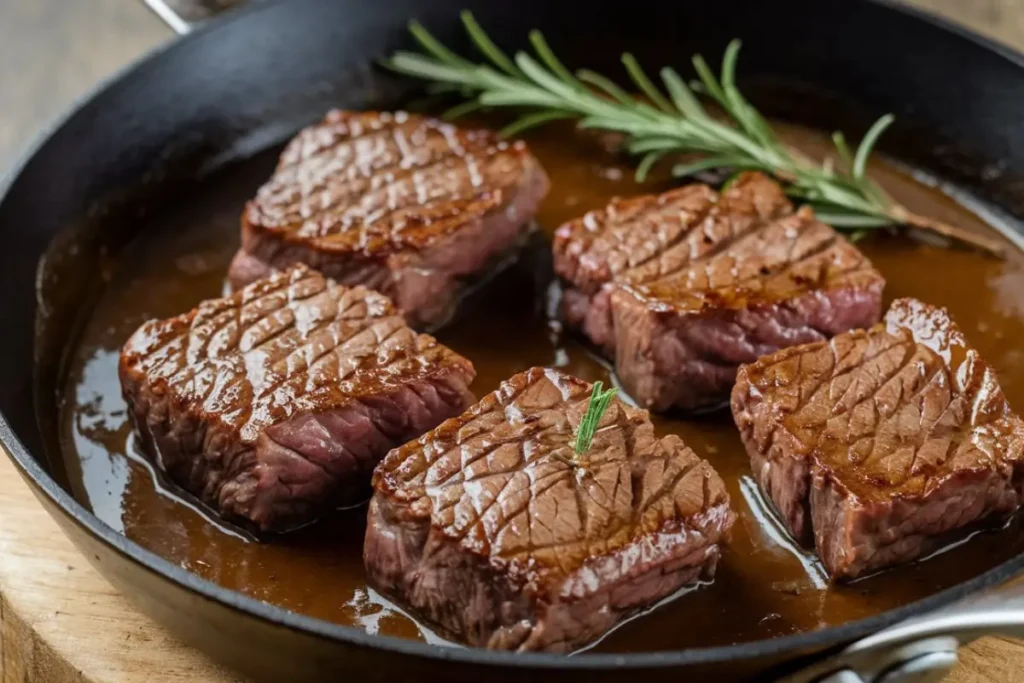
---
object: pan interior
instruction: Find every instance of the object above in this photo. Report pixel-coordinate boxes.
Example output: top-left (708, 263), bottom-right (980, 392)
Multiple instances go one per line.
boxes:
top-left (47, 102), bottom-right (1024, 653)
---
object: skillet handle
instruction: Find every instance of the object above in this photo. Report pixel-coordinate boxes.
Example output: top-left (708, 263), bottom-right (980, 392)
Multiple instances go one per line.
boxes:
top-left (141, 0), bottom-right (250, 35)
top-left (783, 579), bottom-right (1024, 683)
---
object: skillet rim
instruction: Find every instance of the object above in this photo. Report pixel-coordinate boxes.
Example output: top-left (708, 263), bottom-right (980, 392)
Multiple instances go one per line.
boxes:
top-left (3, 0), bottom-right (1024, 670)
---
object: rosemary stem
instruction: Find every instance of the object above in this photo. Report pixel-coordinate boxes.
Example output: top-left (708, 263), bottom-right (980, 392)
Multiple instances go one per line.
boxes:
top-left (773, 167), bottom-right (799, 184)
top-left (887, 205), bottom-right (1005, 257)
top-left (551, 450), bottom-right (588, 471)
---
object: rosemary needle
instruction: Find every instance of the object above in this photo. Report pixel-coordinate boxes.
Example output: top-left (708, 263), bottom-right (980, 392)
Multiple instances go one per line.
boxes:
top-left (573, 381), bottom-right (618, 457)
top-left (384, 11), bottom-right (1004, 256)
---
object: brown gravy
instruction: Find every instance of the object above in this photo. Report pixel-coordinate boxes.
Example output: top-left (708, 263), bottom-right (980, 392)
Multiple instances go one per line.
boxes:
top-left (58, 119), bottom-right (1024, 652)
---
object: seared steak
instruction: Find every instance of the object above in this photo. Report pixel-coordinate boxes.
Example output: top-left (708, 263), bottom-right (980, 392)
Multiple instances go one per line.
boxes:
top-left (732, 298), bottom-right (1024, 579)
top-left (553, 172), bottom-right (885, 411)
top-left (119, 264), bottom-right (476, 533)
top-left (364, 367), bottom-right (734, 652)
top-left (229, 110), bottom-right (550, 329)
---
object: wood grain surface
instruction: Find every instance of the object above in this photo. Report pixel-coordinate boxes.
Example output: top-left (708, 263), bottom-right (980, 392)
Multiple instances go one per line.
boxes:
top-left (0, 457), bottom-right (242, 683)
top-left (1, 1), bottom-right (1023, 682)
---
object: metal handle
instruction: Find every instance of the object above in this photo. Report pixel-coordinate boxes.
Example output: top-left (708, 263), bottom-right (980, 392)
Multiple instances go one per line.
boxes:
top-left (784, 579), bottom-right (1024, 683)
top-left (142, 0), bottom-right (250, 35)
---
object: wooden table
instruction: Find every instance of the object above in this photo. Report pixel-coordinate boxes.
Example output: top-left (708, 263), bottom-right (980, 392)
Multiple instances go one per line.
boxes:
top-left (1, 1), bottom-right (1024, 681)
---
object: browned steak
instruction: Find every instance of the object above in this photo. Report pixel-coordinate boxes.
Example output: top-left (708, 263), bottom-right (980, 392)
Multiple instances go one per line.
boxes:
top-left (364, 367), bottom-right (734, 652)
top-left (553, 172), bottom-right (885, 412)
top-left (732, 298), bottom-right (1024, 579)
top-left (119, 264), bottom-right (476, 533)
top-left (228, 110), bottom-right (550, 329)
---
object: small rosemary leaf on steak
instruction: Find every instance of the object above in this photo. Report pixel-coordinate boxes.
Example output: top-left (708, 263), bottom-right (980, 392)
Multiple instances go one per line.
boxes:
top-left (573, 381), bottom-right (618, 456)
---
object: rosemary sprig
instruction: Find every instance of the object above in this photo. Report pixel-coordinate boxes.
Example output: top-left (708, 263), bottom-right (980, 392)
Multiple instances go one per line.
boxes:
top-left (573, 381), bottom-right (618, 457)
top-left (384, 11), bottom-right (1003, 256)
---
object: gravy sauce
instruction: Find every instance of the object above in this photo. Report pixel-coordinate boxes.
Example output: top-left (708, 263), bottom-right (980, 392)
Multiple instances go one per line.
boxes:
top-left (58, 119), bottom-right (1024, 651)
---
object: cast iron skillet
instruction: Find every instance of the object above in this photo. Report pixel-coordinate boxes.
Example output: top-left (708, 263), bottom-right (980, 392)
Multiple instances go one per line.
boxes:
top-left (5, 0), bottom-right (1024, 680)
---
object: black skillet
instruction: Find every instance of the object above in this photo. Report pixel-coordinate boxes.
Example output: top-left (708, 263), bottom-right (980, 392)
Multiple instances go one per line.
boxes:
top-left (5, 0), bottom-right (1024, 681)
